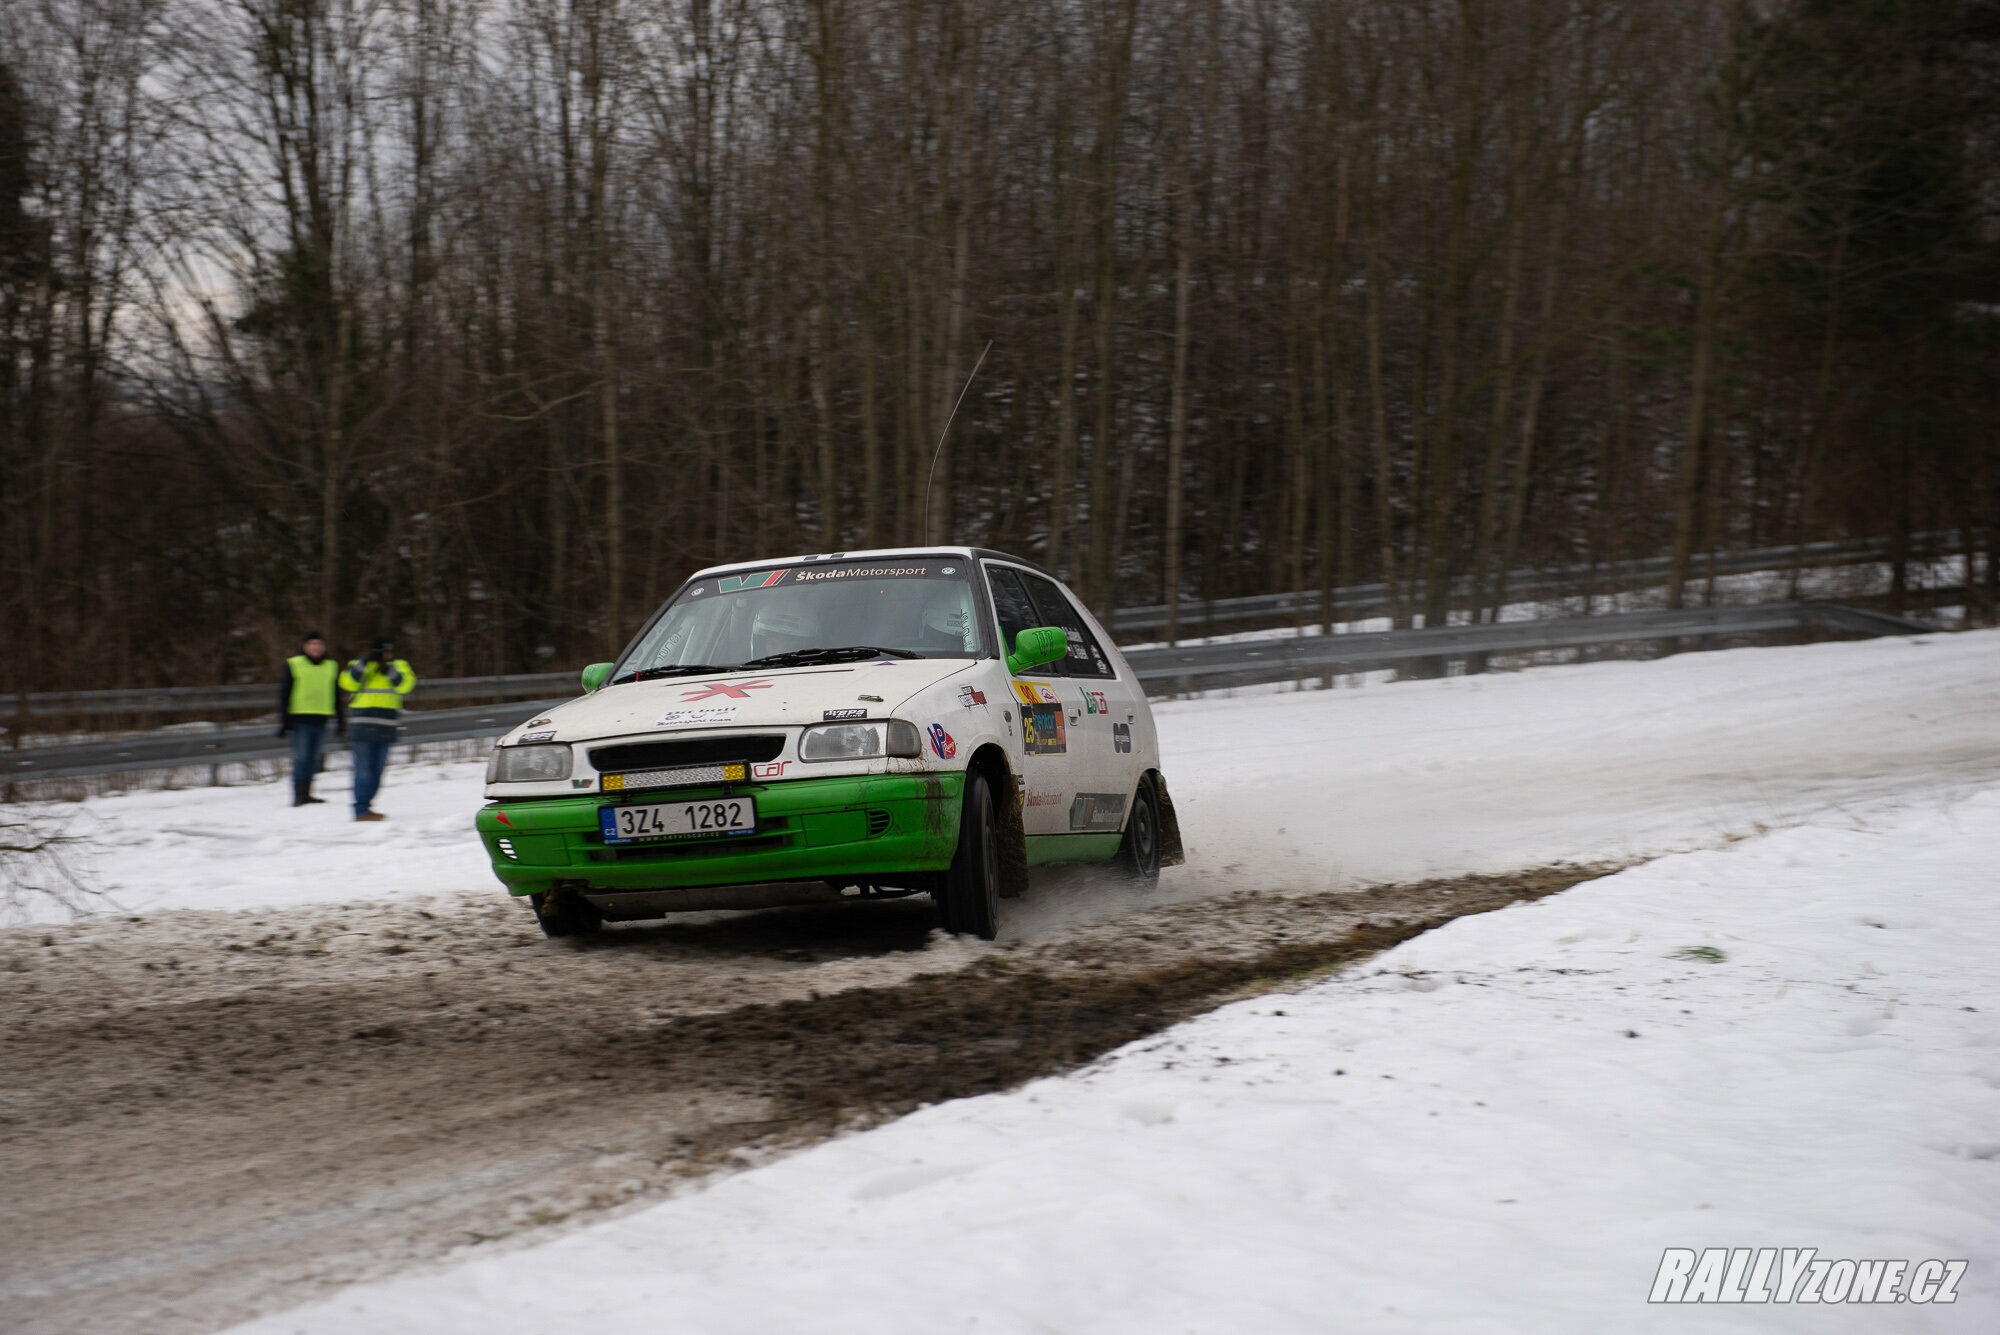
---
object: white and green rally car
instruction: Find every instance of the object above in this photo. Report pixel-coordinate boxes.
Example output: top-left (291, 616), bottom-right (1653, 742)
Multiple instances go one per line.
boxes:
top-left (476, 548), bottom-right (1183, 939)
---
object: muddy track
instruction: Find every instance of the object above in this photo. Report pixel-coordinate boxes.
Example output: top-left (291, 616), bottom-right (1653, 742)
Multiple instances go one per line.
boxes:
top-left (0, 867), bottom-right (1603, 1334)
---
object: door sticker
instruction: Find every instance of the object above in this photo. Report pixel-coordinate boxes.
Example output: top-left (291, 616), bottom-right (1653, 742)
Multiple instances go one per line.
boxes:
top-left (1023, 703), bottom-right (1066, 755)
top-left (1069, 792), bottom-right (1128, 832)
top-left (1111, 721), bottom-right (1132, 753)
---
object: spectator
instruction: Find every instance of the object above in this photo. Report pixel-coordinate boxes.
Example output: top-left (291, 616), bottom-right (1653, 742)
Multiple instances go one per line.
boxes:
top-left (338, 636), bottom-right (417, 822)
top-left (277, 631), bottom-right (345, 807)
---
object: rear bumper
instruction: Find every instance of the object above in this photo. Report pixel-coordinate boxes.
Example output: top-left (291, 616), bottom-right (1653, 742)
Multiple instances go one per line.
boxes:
top-left (475, 772), bottom-right (964, 897)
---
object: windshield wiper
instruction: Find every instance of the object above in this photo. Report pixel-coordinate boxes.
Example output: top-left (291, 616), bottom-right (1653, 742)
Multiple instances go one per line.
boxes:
top-left (740, 646), bottom-right (922, 668)
top-left (614, 663), bottom-right (745, 685)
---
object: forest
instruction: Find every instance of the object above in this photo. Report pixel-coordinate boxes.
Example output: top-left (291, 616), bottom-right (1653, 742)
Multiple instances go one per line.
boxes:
top-left (2, 0), bottom-right (1997, 690)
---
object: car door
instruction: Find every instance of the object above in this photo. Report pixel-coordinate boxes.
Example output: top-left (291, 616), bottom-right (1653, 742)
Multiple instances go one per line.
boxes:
top-left (1012, 570), bottom-right (1145, 837)
top-left (984, 563), bottom-right (1083, 836)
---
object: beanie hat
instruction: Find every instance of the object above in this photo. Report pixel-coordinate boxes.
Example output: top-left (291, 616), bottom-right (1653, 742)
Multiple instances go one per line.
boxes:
top-left (370, 635), bottom-right (395, 653)
top-left (302, 629), bottom-right (325, 644)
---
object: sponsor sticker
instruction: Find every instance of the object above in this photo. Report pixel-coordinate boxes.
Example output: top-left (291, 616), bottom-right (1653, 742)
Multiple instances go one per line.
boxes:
top-left (1649, 1250), bottom-right (1964, 1305)
top-left (570, 778), bottom-right (593, 789)
top-left (791, 563), bottom-right (933, 582)
top-left (652, 706), bottom-right (740, 728)
top-left (1024, 790), bottom-right (1063, 808)
top-left (1069, 792), bottom-right (1128, 832)
top-left (717, 569), bottom-right (788, 593)
top-left (928, 723), bottom-right (957, 759)
top-left (823, 708), bottom-right (869, 721)
top-left (1078, 690), bottom-right (1108, 715)
top-left (1112, 721), bottom-right (1132, 753)
top-left (1023, 703), bottom-right (1066, 755)
top-left (681, 678), bottom-right (773, 701)
top-left (1010, 680), bottom-right (1062, 706)
top-left (958, 684), bottom-right (988, 709)
top-left (751, 760), bottom-right (789, 779)
top-left (519, 730), bottom-right (556, 744)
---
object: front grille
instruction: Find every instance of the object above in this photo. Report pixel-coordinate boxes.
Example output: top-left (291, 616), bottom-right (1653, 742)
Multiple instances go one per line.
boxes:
top-left (590, 735), bottom-right (785, 770)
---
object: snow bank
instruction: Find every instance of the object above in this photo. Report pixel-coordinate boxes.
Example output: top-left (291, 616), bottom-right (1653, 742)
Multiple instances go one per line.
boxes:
top-left (229, 785), bottom-right (1999, 1334)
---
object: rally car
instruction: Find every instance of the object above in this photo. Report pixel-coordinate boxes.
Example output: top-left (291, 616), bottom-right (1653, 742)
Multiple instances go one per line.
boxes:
top-left (476, 548), bottom-right (1183, 940)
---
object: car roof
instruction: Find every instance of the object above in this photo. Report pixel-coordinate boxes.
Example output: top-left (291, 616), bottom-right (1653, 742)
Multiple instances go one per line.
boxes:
top-left (688, 546), bottom-right (1061, 584)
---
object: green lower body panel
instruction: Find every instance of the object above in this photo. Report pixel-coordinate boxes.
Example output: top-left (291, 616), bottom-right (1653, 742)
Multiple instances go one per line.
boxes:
top-left (476, 772), bottom-right (965, 897)
top-left (1024, 833), bottom-right (1123, 866)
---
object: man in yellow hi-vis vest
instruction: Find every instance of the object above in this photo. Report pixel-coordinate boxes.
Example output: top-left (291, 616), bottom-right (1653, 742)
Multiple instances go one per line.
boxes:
top-left (338, 636), bottom-right (417, 822)
top-left (277, 631), bottom-right (346, 807)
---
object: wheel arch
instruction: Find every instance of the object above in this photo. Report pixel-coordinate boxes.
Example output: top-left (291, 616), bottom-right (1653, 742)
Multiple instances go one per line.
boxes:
top-left (966, 743), bottom-right (1029, 898)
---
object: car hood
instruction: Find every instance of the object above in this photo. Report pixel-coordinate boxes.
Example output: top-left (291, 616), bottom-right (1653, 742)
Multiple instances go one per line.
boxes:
top-left (505, 659), bottom-right (977, 744)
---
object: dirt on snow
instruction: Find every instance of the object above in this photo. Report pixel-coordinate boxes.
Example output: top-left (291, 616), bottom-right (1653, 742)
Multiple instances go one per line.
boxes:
top-left (0, 865), bottom-right (1605, 1334)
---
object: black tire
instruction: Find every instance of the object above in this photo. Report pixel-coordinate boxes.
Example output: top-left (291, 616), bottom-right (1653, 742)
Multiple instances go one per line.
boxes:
top-left (1116, 777), bottom-right (1162, 883)
top-left (939, 771), bottom-right (1002, 939)
top-left (528, 888), bottom-right (603, 938)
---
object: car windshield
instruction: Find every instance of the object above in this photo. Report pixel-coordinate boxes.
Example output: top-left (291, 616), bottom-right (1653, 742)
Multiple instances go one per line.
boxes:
top-left (614, 558), bottom-right (991, 683)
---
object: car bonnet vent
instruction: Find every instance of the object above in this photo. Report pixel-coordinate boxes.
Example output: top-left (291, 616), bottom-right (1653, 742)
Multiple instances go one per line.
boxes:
top-left (590, 736), bottom-right (785, 771)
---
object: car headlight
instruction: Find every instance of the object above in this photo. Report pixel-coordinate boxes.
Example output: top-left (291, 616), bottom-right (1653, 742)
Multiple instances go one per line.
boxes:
top-left (491, 743), bottom-right (573, 782)
top-left (798, 719), bottom-right (922, 762)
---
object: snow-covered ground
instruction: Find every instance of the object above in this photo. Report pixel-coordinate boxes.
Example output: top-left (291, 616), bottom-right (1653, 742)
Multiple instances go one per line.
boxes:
top-left (226, 782), bottom-right (2000, 1334)
top-left (15, 626), bottom-right (2000, 1330)
top-left (17, 627), bottom-right (2000, 929)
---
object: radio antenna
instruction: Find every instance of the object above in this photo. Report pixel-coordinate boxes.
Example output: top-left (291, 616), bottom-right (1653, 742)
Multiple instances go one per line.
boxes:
top-left (921, 339), bottom-right (993, 544)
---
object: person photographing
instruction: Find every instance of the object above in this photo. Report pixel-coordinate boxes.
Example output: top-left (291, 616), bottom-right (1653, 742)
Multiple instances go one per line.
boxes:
top-left (277, 631), bottom-right (345, 806)
top-left (338, 636), bottom-right (417, 822)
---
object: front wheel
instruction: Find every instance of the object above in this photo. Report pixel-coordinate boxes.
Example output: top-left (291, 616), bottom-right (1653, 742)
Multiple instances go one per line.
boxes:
top-left (938, 772), bottom-right (1001, 939)
top-left (528, 887), bottom-right (603, 938)
top-left (1115, 777), bottom-right (1162, 883)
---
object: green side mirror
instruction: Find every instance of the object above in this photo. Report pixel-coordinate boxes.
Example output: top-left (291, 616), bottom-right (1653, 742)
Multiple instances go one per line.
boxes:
top-left (1006, 626), bottom-right (1069, 676)
top-left (581, 662), bottom-right (614, 692)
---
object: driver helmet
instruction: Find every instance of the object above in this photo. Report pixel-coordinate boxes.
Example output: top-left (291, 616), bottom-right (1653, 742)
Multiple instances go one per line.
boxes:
top-left (920, 583), bottom-right (975, 651)
top-left (750, 603), bottom-right (816, 659)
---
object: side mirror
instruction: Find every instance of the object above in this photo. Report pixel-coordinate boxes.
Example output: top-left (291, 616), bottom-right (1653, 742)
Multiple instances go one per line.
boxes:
top-left (580, 662), bottom-right (614, 692)
top-left (1006, 626), bottom-right (1068, 676)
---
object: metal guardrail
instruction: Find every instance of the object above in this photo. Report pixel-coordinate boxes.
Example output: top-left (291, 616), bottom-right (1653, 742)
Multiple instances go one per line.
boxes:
top-left (4, 700), bottom-right (571, 782)
top-left (3, 601), bottom-right (1935, 782)
top-left (1121, 600), bottom-right (1937, 683)
top-left (8, 532), bottom-right (1965, 718)
top-left (7, 671), bottom-right (576, 720)
top-left (1104, 531), bottom-right (1964, 633)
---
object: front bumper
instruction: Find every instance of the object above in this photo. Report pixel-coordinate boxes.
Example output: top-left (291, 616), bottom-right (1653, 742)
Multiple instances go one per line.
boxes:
top-left (475, 772), bottom-right (965, 897)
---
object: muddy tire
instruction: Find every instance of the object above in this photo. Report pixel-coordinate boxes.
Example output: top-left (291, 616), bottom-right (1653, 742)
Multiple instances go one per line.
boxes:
top-left (1115, 777), bottom-right (1162, 883)
top-left (528, 888), bottom-right (603, 938)
top-left (939, 771), bottom-right (1001, 940)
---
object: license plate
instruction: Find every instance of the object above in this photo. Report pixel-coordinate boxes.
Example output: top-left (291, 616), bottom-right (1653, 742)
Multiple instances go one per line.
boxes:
top-left (599, 796), bottom-right (758, 845)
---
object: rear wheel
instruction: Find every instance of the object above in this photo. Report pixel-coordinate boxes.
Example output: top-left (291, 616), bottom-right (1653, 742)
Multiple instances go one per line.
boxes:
top-left (528, 887), bottom-right (603, 938)
top-left (1116, 777), bottom-right (1162, 883)
top-left (939, 772), bottom-right (1001, 939)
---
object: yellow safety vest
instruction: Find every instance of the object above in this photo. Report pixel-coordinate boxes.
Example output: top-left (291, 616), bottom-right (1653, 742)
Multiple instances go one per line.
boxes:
top-left (339, 658), bottom-right (417, 716)
top-left (285, 655), bottom-right (341, 717)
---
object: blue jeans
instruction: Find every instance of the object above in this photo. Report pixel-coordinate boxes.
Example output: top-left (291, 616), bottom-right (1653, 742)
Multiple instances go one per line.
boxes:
top-left (289, 718), bottom-right (328, 794)
top-left (350, 732), bottom-right (393, 816)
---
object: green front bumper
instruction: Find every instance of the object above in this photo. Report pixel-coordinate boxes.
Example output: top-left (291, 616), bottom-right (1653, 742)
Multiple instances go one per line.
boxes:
top-left (475, 772), bottom-right (965, 896)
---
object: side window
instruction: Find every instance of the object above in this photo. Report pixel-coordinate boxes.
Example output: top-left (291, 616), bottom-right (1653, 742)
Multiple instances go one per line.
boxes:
top-left (986, 566), bottom-right (1039, 661)
top-left (1020, 572), bottom-right (1117, 679)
